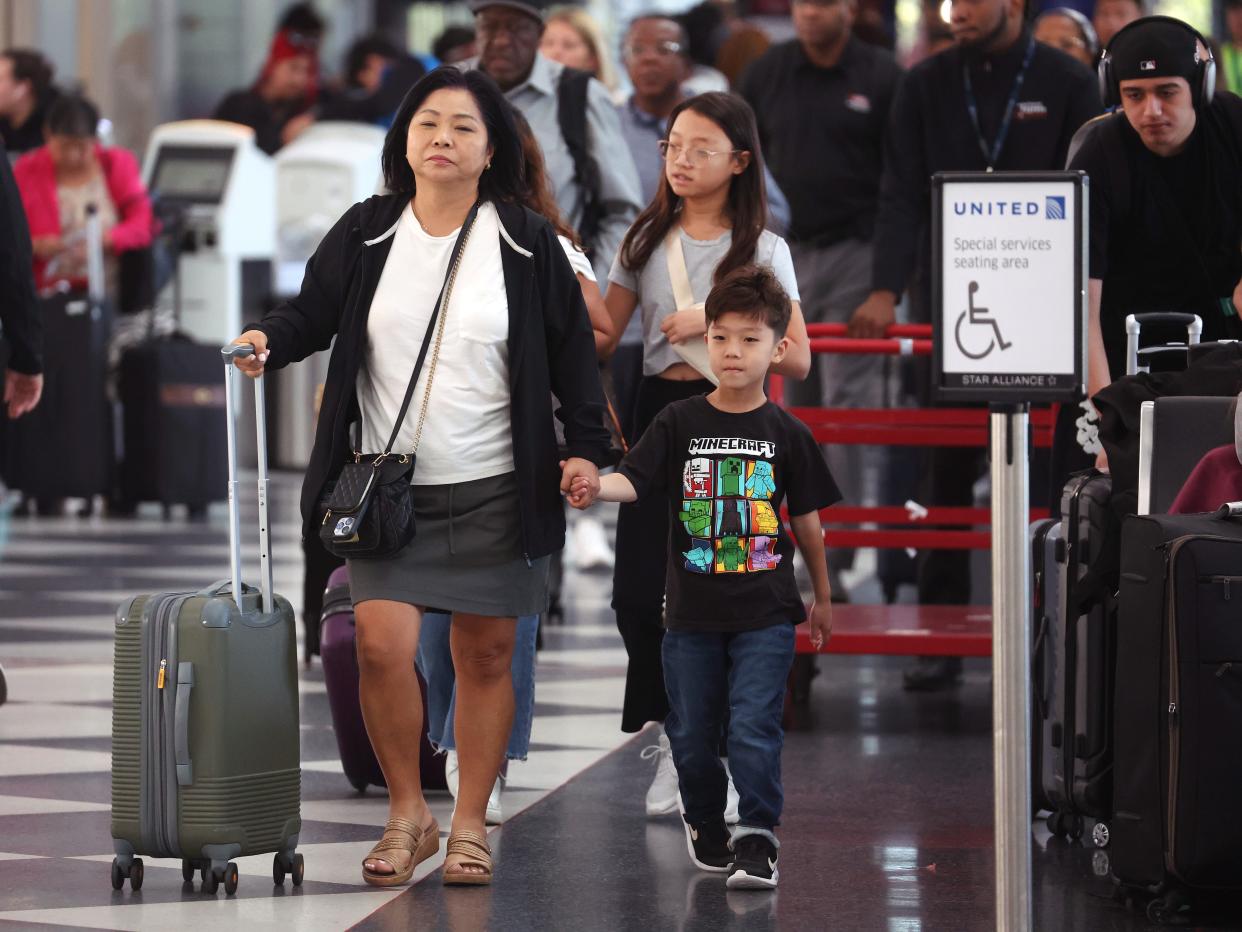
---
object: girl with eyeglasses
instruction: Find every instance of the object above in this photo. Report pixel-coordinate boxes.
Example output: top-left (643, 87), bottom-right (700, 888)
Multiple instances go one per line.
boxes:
top-left (600, 91), bottom-right (810, 819)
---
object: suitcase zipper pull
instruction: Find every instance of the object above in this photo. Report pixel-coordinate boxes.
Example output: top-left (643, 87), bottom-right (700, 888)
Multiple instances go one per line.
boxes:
top-left (1216, 662), bottom-right (1234, 678)
top-left (157, 659), bottom-right (167, 690)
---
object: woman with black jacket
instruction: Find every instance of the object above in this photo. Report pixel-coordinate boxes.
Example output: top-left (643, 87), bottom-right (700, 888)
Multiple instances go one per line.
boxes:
top-left (231, 66), bottom-right (610, 886)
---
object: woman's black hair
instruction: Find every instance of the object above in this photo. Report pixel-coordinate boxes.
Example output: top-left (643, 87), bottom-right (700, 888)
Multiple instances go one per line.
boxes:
top-left (45, 93), bottom-right (99, 139)
top-left (381, 66), bottom-right (525, 202)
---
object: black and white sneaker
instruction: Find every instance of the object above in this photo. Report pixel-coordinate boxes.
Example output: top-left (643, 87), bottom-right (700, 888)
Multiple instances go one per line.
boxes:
top-left (726, 834), bottom-right (779, 889)
top-left (682, 815), bottom-right (733, 872)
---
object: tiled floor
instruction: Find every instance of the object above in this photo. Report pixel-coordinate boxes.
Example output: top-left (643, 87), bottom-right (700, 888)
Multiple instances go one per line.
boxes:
top-left (0, 480), bottom-right (635, 930)
top-left (2, 478), bottom-right (1240, 930)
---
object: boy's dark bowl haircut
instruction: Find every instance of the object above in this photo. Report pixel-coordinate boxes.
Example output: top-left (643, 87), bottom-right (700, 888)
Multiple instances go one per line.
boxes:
top-left (704, 264), bottom-right (792, 338)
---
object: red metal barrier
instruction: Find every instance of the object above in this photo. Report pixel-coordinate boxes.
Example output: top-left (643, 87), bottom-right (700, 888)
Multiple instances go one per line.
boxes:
top-left (776, 330), bottom-right (1052, 657)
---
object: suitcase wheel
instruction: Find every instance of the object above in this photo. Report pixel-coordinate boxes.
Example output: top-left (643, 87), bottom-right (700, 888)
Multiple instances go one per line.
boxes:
top-left (181, 860), bottom-right (195, 883)
top-left (1046, 810), bottom-right (1084, 841)
top-left (1146, 890), bottom-right (1186, 925)
top-left (223, 862), bottom-right (239, 896)
top-left (203, 868), bottom-right (219, 895)
top-left (273, 852), bottom-right (304, 887)
top-left (109, 857), bottom-right (143, 891)
top-left (1091, 820), bottom-right (1110, 849)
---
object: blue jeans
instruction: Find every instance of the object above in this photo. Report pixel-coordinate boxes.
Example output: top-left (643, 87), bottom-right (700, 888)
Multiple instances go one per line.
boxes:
top-left (415, 613), bottom-right (538, 762)
top-left (663, 624), bottom-right (795, 834)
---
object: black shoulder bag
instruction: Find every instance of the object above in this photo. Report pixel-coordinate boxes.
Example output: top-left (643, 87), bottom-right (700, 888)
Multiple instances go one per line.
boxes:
top-left (317, 202), bottom-right (479, 559)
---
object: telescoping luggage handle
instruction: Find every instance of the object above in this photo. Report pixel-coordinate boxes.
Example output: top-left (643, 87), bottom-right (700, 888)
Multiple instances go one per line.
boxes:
top-left (1125, 312), bottom-right (1202, 376)
top-left (220, 344), bottom-right (273, 614)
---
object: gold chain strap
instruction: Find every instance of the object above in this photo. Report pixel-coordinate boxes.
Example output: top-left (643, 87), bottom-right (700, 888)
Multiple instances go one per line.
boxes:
top-left (408, 219), bottom-right (474, 455)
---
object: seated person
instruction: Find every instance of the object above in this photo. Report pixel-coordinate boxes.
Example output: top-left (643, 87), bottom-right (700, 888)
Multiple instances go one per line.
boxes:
top-left (1170, 396), bottom-right (1242, 513)
top-left (13, 93), bottom-right (154, 295)
top-left (213, 19), bottom-right (318, 154)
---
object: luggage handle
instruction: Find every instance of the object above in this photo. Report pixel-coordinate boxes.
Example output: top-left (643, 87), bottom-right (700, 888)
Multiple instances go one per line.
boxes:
top-left (220, 344), bottom-right (273, 615)
top-left (1214, 502), bottom-right (1242, 518)
top-left (1124, 313), bottom-right (1203, 376)
top-left (174, 661), bottom-right (194, 786)
top-left (198, 579), bottom-right (257, 600)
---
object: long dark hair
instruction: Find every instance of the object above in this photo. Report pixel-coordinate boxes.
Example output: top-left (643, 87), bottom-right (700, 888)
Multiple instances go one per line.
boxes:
top-left (619, 92), bottom-right (767, 284)
top-left (510, 107), bottom-right (580, 248)
top-left (381, 66), bottom-right (524, 202)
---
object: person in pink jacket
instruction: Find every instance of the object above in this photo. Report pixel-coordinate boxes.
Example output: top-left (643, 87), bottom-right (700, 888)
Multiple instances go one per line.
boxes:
top-left (13, 93), bottom-right (154, 294)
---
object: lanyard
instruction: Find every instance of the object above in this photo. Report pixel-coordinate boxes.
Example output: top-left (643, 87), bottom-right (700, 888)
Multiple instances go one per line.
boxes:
top-left (963, 37), bottom-right (1037, 170)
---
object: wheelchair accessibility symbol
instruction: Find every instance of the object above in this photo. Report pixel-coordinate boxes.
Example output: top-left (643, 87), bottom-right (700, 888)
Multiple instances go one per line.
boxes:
top-left (954, 281), bottom-right (1012, 360)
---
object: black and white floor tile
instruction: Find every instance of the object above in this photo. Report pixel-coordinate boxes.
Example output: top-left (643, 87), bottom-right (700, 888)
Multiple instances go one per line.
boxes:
top-left (0, 476), bottom-right (636, 930)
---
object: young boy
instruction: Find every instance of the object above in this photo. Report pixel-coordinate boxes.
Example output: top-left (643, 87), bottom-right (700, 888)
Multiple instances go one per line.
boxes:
top-left (566, 265), bottom-right (838, 890)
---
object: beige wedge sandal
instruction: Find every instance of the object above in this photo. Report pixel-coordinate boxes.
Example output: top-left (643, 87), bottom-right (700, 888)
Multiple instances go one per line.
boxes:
top-left (442, 830), bottom-right (493, 886)
top-left (362, 816), bottom-right (440, 887)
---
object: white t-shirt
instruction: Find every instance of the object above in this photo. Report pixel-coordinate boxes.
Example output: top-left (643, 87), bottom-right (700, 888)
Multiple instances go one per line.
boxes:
top-left (559, 234), bottom-right (595, 282)
top-left (356, 202), bottom-right (513, 485)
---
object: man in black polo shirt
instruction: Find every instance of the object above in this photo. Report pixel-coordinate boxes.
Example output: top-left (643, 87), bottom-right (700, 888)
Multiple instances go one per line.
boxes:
top-left (849, 0), bottom-right (1101, 690)
top-left (1070, 17), bottom-right (1242, 455)
top-left (739, 0), bottom-right (901, 589)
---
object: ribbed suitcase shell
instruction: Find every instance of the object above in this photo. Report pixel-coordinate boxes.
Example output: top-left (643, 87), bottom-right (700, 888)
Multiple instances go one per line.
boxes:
top-left (111, 589), bottom-right (300, 863)
top-left (110, 344), bottom-right (301, 890)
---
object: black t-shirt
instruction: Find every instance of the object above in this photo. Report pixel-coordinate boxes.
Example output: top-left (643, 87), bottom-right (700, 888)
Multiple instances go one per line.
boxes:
top-left (739, 37), bottom-right (902, 246)
top-left (618, 396), bottom-right (841, 633)
top-left (1069, 101), bottom-right (1242, 377)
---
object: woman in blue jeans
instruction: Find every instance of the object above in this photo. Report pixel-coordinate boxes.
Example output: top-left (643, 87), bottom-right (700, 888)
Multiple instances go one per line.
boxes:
top-left (417, 613), bottom-right (539, 824)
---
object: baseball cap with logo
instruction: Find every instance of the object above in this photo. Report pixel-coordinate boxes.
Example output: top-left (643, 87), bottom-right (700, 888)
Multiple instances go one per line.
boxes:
top-left (1107, 16), bottom-right (1203, 85)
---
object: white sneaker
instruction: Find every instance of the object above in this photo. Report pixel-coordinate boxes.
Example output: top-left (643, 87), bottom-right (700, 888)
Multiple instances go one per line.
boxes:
top-left (724, 761), bottom-right (740, 825)
top-left (445, 750), bottom-right (459, 799)
top-left (573, 516), bottom-right (615, 570)
top-left (486, 775), bottom-right (504, 825)
top-left (641, 731), bottom-right (680, 817)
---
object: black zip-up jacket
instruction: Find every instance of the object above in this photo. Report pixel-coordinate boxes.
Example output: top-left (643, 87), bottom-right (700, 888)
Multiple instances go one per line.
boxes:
top-left (249, 194), bottom-right (612, 558)
top-left (872, 32), bottom-right (1102, 301)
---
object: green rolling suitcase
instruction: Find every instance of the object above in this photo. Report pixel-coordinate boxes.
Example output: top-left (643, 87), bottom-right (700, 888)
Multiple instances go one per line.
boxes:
top-left (110, 344), bottom-right (303, 895)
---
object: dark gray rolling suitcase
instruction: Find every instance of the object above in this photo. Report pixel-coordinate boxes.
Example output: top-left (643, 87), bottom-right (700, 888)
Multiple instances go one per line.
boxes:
top-left (1030, 517), bottom-right (1060, 817)
top-left (1112, 507), bottom-right (1242, 923)
top-left (1039, 472), bottom-right (1118, 844)
top-left (110, 344), bottom-right (302, 895)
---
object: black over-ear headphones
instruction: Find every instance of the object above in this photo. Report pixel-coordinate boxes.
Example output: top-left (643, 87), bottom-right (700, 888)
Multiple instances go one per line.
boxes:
top-left (1097, 15), bottom-right (1216, 109)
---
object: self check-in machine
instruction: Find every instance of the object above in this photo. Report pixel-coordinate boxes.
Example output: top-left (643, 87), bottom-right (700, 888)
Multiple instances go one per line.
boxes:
top-left (142, 120), bottom-right (276, 347)
top-left (270, 122), bottom-right (386, 468)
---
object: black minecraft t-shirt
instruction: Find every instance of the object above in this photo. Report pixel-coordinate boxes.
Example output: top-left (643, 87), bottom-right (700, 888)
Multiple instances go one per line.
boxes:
top-left (618, 395), bottom-right (841, 633)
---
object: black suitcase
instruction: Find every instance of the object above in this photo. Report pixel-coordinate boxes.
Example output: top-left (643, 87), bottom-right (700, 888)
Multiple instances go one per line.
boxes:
top-left (5, 287), bottom-right (112, 503)
top-left (1040, 472), bottom-right (1119, 844)
top-left (1030, 517), bottom-right (1059, 817)
top-left (116, 333), bottom-right (227, 512)
top-left (1111, 508), bottom-right (1242, 920)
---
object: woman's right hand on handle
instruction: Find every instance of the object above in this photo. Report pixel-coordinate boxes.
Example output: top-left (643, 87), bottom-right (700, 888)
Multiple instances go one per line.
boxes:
top-left (232, 330), bottom-right (269, 379)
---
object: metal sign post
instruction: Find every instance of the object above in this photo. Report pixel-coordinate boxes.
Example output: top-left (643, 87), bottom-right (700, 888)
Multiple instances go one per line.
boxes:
top-left (932, 172), bottom-right (1088, 932)
top-left (990, 402), bottom-right (1031, 930)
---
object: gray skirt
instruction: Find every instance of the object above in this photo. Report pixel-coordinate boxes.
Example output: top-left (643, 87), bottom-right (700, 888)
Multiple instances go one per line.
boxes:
top-left (347, 471), bottom-right (550, 617)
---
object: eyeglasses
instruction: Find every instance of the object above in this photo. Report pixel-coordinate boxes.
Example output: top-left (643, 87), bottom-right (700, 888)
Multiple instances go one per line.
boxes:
top-left (622, 40), bottom-right (683, 60)
top-left (658, 140), bottom-right (742, 166)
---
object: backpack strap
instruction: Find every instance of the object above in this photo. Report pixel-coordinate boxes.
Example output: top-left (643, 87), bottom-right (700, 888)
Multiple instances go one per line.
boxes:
top-left (556, 67), bottom-right (602, 256)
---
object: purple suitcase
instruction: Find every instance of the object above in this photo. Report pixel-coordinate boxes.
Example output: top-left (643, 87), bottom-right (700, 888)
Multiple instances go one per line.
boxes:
top-left (320, 566), bottom-right (446, 793)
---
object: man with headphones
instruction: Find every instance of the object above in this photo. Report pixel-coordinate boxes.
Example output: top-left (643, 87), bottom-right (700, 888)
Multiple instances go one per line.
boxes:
top-left (1069, 17), bottom-right (1242, 439)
